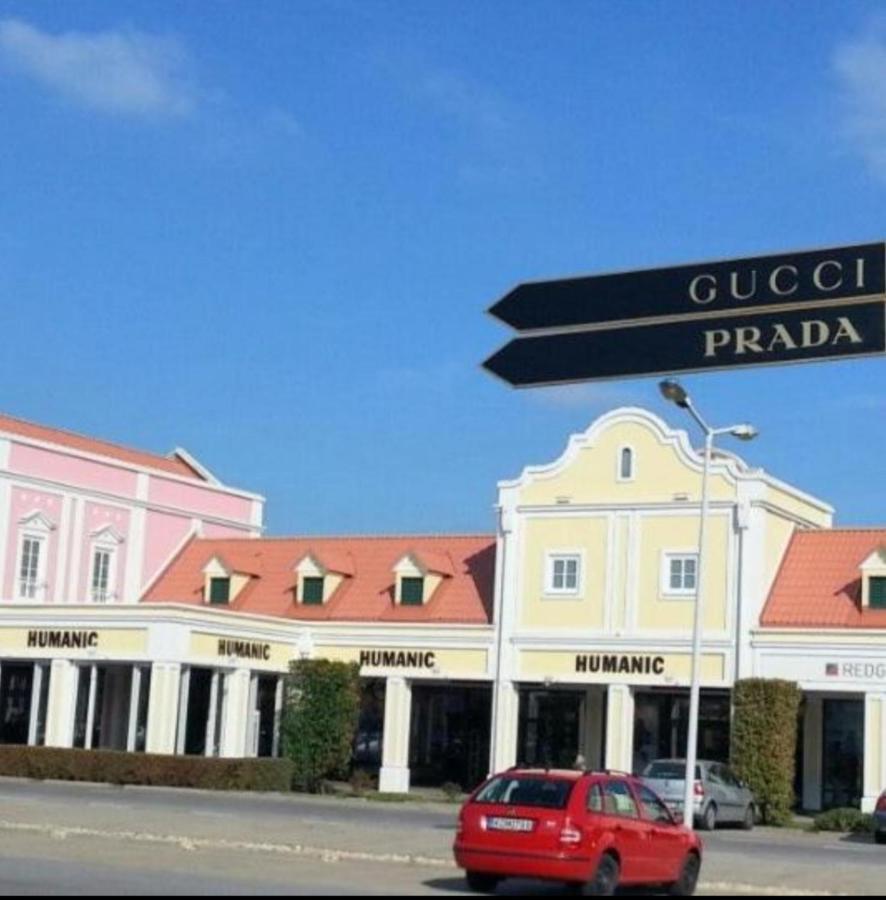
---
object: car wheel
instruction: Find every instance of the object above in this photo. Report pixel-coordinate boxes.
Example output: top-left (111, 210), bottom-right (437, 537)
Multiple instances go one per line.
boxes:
top-left (668, 852), bottom-right (701, 897)
top-left (741, 805), bottom-right (755, 831)
top-left (876, 832), bottom-right (886, 846)
top-left (698, 803), bottom-right (717, 832)
top-left (465, 872), bottom-right (500, 893)
top-left (583, 853), bottom-right (620, 896)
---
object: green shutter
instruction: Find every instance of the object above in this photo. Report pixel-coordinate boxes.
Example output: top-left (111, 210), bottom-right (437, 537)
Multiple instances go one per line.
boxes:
top-left (401, 577), bottom-right (424, 606)
top-left (302, 577), bottom-right (325, 605)
top-left (870, 578), bottom-right (886, 610)
top-left (209, 577), bottom-right (230, 605)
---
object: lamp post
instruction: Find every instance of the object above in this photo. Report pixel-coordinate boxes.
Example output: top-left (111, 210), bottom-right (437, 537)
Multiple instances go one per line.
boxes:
top-left (658, 379), bottom-right (757, 831)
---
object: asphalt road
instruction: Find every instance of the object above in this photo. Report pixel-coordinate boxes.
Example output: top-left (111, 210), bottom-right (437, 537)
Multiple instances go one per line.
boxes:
top-left (0, 779), bottom-right (880, 895)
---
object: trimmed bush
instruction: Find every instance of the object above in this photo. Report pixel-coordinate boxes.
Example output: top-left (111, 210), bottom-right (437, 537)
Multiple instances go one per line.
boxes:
top-left (731, 678), bottom-right (802, 826)
top-left (281, 659), bottom-right (362, 793)
top-left (813, 807), bottom-right (874, 834)
top-left (0, 744), bottom-right (293, 791)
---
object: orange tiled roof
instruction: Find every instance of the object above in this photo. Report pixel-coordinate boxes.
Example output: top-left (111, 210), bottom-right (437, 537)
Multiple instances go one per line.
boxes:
top-left (761, 529), bottom-right (886, 628)
top-left (0, 412), bottom-right (205, 481)
top-left (143, 535), bottom-right (495, 624)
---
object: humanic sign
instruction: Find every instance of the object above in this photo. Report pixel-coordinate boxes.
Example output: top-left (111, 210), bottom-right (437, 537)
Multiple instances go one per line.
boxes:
top-left (489, 242), bottom-right (885, 331)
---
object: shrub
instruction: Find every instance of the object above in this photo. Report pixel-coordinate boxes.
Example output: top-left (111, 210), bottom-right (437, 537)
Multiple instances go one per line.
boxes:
top-left (731, 678), bottom-right (802, 826)
top-left (813, 807), bottom-right (874, 834)
top-left (281, 659), bottom-right (362, 793)
top-left (0, 745), bottom-right (293, 792)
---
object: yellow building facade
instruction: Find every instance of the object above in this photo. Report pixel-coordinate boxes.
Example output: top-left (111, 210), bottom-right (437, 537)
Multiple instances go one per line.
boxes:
top-left (489, 408), bottom-right (832, 777)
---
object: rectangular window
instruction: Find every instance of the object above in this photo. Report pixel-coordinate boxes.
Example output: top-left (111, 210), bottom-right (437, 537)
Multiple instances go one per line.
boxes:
top-left (18, 537), bottom-right (42, 600)
top-left (665, 554), bottom-right (698, 594)
top-left (301, 576), bottom-right (325, 605)
top-left (401, 577), bottom-right (424, 606)
top-left (547, 554), bottom-right (580, 595)
top-left (91, 549), bottom-right (112, 603)
top-left (209, 577), bottom-right (231, 605)
top-left (870, 577), bottom-right (886, 610)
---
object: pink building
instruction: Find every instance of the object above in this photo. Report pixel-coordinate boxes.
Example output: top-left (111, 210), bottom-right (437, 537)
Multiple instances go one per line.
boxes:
top-left (0, 412), bottom-right (263, 607)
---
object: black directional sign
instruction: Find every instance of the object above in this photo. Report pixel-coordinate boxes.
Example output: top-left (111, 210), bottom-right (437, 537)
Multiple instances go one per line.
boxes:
top-left (483, 301), bottom-right (886, 388)
top-left (489, 243), bottom-right (886, 332)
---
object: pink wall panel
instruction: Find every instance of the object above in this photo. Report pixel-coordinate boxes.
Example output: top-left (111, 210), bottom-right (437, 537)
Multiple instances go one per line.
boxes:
top-left (143, 510), bottom-right (194, 590)
top-left (10, 444), bottom-right (138, 498)
top-left (76, 503), bottom-right (131, 603)
top-left (149, 477), bottom-right (253, 524)
top-left (4, 488), bottom-right (62, 600)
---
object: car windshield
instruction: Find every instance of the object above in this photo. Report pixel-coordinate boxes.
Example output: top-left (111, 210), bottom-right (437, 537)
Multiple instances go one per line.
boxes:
top-left (474, 776), bottom-right (575, 809)
top-left (645, 762), bottom-right (701, 781)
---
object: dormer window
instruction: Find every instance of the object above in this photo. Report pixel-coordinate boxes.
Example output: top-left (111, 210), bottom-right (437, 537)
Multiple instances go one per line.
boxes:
top-left (302, 576), bottom-right (325, 606)
top-left (860, 548), bottom-right (886, 610)
top-left (293, 551), bottom-right (352, 607)
top-left (870, 577), bottom-right (886, 610)
top-left (209, 577), bottom-right (231, 605)
top-left (400, 577), bottom-right (424, 606)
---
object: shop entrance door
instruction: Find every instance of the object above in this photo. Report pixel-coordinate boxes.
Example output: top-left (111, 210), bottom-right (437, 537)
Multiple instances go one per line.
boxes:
top-left (0, 664), bottom-right (34, 745)
top-left (518, 689), bottom-right (584, 769)
top-left (822, 699), bottom-right (863, 809)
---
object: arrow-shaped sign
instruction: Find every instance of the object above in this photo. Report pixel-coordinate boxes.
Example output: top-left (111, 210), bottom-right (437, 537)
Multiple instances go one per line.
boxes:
top-left (483, 301), bottom-right (886, 387)
top-left (489, 243), bottom-right (885, 332)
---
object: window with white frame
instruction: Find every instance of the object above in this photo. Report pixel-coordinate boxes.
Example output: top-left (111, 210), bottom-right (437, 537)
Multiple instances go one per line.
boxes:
top-left (87, 527), bottom-right (123, 604)
top-left (18, 536), bottom-right (44, 600)
top-left (663, 553), bottom-right (699, 595)
top-left (546, 554), bottom-right (581, 595)
top-left (15, 511), bottom-right (54, 602)
top-left (90, 548), bottom-right (113, 603)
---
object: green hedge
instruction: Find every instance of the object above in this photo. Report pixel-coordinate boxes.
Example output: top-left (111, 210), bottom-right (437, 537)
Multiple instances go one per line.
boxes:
top-left (731, 678), bottom-right (802, 826)
top-left (813, 807), bottom-right (874, 834)
top-left (0, 745), bottom-right (294, 792)
top-left (281, 659), bottom-right (362, 793)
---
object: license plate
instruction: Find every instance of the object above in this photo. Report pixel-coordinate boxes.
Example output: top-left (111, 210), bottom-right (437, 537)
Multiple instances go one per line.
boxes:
top-left (487, 817), bottom-right (534, 832)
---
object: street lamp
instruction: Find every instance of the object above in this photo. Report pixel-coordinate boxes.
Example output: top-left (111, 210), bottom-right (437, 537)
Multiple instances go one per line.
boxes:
top-left (658, 379), bottom-right (757, 831)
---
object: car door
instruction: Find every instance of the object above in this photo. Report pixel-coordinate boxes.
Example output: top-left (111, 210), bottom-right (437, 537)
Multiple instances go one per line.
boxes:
top-left (634, 783), bottom-right (685, 883)
top-left (600, 779), bottom-right (652, 884)
top-left (706, 764), bottom-right (733, 822)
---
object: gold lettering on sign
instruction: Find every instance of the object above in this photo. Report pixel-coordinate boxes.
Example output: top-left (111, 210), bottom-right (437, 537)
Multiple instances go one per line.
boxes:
top-left (704, 316), bottom-right (866, 359)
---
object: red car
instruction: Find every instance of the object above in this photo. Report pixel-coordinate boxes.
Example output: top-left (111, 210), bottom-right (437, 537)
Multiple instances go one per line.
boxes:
top-left (453, 768), bottom-right (703, 896)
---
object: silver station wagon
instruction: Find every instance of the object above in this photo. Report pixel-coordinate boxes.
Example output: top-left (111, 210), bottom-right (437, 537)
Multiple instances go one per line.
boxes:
top-left (641, 759), bottom-right (757, 831)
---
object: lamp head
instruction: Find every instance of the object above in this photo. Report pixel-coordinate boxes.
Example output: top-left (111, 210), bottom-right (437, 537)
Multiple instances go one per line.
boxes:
top-left (659, 378), bottom-right (689, 408)
top-left (730, 424), bottom-right (758, 442)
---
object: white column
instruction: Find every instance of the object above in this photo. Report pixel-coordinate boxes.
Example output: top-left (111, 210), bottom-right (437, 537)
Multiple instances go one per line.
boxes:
top-left (272, 677), bottom-right (284, 758)
top-left (146, 662), bottom-right (182, 755)
top-left (605, 684), bottom-right (635, 773)
top-left (27, 663), bottom-right (42, 746)
top-left (220, 668), bottom-right (251, 758)
top-left (863, 693), bottom-right (885, 813)
top-left (802, 695), bottom-right (823, 812)
top-left (127, 666), bottom-right (142, 752)
top-left (45, 659), bottom-right (78, 748)
top-left (379, 676), bottom-right (412, 793)
top-left (490, 680), bottom-right (520, 773)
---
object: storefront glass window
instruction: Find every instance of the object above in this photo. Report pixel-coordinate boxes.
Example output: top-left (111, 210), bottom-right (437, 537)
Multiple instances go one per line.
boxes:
top-left (517, 689), bottom-right (583, 770)
top-left (0, 664), bottom-right (34, 745)
top-left (822, 699), bottom-right (863, 809)
top-left (633, 690), bottom-right (730, 774)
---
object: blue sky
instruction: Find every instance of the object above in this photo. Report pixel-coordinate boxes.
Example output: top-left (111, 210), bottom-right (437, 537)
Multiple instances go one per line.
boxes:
top-left (0, 1), bottom-right (884, 534)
